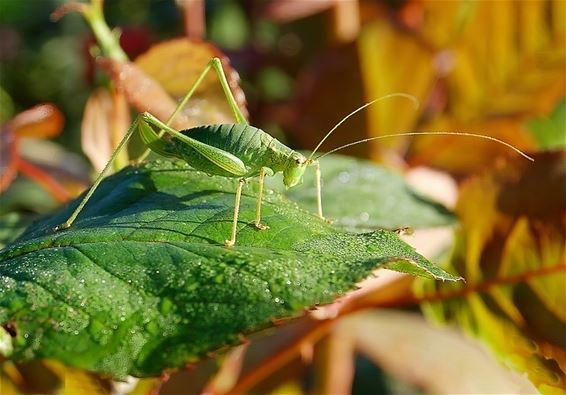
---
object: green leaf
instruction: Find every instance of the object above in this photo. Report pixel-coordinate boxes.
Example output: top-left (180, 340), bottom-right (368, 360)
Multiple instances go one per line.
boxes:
top-left (526, 99), bottom-right (566, 149)
top-left (0, 160), bottom-right (459, 379)
top-left (0, 212), bottom-right (31, 249)
top-left (268, 155), bottom-right (455, 231)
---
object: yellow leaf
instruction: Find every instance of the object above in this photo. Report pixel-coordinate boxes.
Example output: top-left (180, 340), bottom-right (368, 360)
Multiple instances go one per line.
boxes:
top-left (415, 151), bottom-right (566, 393)
top-left (357, 21), bottom-right (434, 154)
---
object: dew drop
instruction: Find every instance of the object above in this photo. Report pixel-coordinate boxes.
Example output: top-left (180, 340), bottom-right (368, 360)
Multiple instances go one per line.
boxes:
top-left (338, 171), bottom-right (351, 183)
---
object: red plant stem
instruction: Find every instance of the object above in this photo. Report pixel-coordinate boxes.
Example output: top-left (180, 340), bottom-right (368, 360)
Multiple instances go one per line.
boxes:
top-left (183, 0), bottom-right (205, 39)
top-left (0, 134), bottom-right (19, 193)
top-left (226, 320), bottom-right (333, 395)
top-left (17, 159), bottom-right (71, 203)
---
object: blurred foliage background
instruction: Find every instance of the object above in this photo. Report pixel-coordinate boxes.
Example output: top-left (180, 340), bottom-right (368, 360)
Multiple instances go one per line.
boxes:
top-left (1, 0), bottom-right (565, 394)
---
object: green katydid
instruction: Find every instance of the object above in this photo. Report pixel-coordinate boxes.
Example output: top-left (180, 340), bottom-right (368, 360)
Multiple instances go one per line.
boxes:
top-left (55, 57), bottom-right (534, 247)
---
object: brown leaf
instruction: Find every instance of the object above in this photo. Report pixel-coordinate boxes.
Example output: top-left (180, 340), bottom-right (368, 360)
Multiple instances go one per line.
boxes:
top-left (99, 39), bottom-right (248, 130)
top-left (97, 58), bottom-right (190, 131)
top-left (289, 43), bottom-right (369, 157)
top-left (81, 87), bottom-right (130, 172)
top-left (407, 117), bottom-right (537, 175)
top-left (134, 38), bottom-right (248, 126)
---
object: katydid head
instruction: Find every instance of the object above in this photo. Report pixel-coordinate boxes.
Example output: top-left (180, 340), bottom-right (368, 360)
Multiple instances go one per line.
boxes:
top-left (283, 151), bottom-right (308, 187)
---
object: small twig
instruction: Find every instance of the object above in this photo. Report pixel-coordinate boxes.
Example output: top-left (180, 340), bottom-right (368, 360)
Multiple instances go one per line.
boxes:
top-left (178, 0), bottom-right (205, 39)
top-left (50, 1), bottom-right (87, 21)
top-left (226, 320), bottom-right (333, 395)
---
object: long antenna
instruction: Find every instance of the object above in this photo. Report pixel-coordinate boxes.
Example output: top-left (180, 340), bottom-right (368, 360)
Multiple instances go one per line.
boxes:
top-left (307, 93), bottom-right (419, 161)
top-left (315, 131), bottom-right (535, 162)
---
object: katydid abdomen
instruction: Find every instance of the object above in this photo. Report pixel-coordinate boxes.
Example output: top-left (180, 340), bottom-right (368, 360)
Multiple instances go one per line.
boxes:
top-left (163, 124), bottom-right (295, 179)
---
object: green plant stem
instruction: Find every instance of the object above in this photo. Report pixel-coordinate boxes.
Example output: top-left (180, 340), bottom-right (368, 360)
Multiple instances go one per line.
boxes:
top-left (84, 0), bottom-right (128, 61)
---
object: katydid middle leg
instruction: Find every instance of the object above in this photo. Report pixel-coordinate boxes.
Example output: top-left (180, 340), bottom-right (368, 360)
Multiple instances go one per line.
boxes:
top-left (225, 178), bottom-right (246, 247)
top-left (254, 167), bottom-right (269, 230)
top-left (314, 161), bottom-right (324, 219)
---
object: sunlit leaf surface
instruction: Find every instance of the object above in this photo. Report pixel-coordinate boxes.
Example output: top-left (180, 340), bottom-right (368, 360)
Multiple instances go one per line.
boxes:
top-left (527, 99), bottom-right (566, 150)
top-left (269, 154), bottom-right (455, 231)
top-left (0, 159), bottom-right (459, 379)
top-left (357, 0), bottom-right (564, 172)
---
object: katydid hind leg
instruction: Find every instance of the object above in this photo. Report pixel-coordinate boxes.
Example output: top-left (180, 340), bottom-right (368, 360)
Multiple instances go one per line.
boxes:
top-left (54, 116), bottom-right (141, 231)
top-left (209, 57), bottom-right (248, 125)
top-left (254, 168), bottom-right (269, 230)
top-left (135, 57), bottom-right (248, 162)
top-left (225, 178), bottom-right (246, 247)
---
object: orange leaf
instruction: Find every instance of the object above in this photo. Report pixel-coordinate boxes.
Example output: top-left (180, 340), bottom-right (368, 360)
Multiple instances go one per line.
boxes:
top-left (9, 104), bottom-right (63, 139)
top-left (0, 103), bottom-right (66, 194)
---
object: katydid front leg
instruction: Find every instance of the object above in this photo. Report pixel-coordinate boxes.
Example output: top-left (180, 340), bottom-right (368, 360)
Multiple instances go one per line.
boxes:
top-left (54, 112), bottom-right (175, 231)
top-left (54, 116), bottom-right (141, 231)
